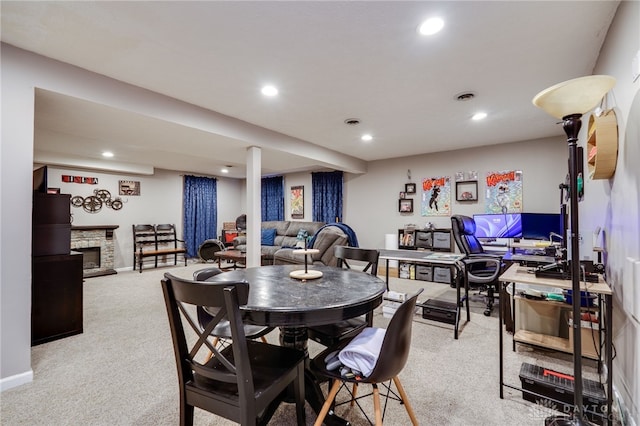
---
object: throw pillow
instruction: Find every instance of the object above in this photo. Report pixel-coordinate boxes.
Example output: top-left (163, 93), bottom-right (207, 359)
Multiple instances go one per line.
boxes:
top-left (261, 228), bottom-right (277, 246)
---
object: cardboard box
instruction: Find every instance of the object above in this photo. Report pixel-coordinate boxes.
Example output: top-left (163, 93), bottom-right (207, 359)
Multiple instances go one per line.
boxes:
top-left (568, 318), bottom-right (601, 359)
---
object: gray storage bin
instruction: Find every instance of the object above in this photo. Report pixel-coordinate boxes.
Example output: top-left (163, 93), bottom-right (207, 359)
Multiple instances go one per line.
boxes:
top-left (433, 266), bottom-right (452, 283)
top-left (415, 265), bottom-right (433, 281)
top-left (432, 231), bottom-right (451, 250)
top-left (415, 231), bottom-right (433, 249)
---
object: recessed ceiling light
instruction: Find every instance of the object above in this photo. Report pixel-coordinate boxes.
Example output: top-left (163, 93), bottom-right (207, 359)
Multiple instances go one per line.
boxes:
top-left (472, 112), bottom-right (487, 121)
top-left (361, 134), bottom-right (373, 142)
top-left (344, 118), bottom-right (360, 126)
top-left (102, 151), bottom-right (114, 158)
top-left (261, 85), bottom-right (278, 96)
top-left (418, 17), bottom-right (444, 36)
top-left (221, 168), bottom-right (229, 174)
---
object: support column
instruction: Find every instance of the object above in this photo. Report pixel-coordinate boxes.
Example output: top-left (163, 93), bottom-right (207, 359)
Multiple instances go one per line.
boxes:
top-left (246, 147), bottom-right (262, 267)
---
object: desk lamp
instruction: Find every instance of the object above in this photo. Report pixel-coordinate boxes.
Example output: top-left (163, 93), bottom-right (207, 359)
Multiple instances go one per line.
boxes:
top-left (533, 75), bottom-right (615, 425)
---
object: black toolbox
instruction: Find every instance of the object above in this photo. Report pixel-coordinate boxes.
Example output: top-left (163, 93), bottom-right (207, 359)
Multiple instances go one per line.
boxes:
top-left (421, 298), bottom-right (458, 325)
top-left (519, 363), bottom-right (607, 424)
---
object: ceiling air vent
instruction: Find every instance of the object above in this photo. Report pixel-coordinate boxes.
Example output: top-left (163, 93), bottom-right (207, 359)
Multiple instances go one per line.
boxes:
top-left (455, 92), bottom-right (475, 101)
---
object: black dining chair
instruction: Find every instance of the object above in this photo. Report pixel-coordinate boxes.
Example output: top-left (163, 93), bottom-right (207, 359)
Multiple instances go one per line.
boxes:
top-left (311, 289), bottom-right (423, 426)
top-left (307, 246), bottom-right (380, 348)
top-left (161, 272), bottom-right (306, 426)
top-left (193, 267), bottom-right (273, 354)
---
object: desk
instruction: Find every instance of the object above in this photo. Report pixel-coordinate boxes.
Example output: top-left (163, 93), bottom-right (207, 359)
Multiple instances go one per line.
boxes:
top-left (378, 249), bottom-right (468, 339)
top-left (210, 264), bottom-right (386, 425)
top-left (498, 264), bottom-right (613, 425)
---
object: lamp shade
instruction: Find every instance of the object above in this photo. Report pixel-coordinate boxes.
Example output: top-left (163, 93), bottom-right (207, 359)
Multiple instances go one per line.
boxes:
top-left (532, 75), bottom-right (616, 119)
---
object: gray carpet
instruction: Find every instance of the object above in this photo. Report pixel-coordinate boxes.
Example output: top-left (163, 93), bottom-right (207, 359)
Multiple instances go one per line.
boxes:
top-left (1, 261), bottom-right (605, 425)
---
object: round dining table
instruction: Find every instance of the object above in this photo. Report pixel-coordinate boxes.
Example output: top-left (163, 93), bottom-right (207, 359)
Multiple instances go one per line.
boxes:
top-left (210, 264), bottom-right (386, 326)
top-left (208, 264), bottom-right (387, 425)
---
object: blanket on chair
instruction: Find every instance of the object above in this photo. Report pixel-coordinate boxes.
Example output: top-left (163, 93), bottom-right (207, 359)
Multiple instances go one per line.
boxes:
top-left (338, 327), bottom-right (385, 377)
top-left (308, 223), bottom-right (359, 248)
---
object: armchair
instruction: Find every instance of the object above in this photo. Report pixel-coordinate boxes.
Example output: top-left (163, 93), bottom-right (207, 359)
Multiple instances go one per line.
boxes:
top-left (451, 215), bottom-right (503, 316)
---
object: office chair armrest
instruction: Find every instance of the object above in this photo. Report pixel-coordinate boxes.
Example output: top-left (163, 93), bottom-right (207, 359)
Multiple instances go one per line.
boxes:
top-left (463, 257), bottom-right (502, 284)
top-left (466, 252), bottom-right (503, 260)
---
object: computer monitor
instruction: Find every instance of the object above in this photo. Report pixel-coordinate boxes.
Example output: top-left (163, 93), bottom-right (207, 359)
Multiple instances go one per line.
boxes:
top-left (521, 213), bottom-right (563, 240)
top-left (473, 213), bottom-right (522, 239)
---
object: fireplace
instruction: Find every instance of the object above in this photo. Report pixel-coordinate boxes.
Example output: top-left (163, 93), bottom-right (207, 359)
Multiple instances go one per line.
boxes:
top-left (71, 225), bottom-right (119, 278)
top-left (75, 247), bottom-right (101, 270)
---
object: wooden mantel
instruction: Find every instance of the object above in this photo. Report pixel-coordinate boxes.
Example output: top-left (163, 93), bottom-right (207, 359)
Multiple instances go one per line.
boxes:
top-left (71, 225), bottom-right (119, 230)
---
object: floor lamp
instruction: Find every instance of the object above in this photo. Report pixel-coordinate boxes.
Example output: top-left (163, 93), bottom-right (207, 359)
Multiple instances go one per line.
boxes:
top-left (533, 75), bottom-right (616, 425)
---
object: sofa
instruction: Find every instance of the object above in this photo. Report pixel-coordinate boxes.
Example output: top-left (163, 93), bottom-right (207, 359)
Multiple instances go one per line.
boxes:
top-left (273, 224), bottom-right (351, 267)
top-left (233, 220), bottom-right (325, 263)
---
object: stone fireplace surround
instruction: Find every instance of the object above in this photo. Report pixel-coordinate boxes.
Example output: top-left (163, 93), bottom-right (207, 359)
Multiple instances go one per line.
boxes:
top-left (70, 225), bottom-right (119, 278)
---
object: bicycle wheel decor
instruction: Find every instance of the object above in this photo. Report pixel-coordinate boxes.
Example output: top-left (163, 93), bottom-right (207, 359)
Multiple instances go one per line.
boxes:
top-left (69, 188), bottom-right (126, 213)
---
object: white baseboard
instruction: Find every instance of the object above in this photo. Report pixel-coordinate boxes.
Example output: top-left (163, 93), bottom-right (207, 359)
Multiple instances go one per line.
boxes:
top-left (1, 369), bottom-right (33, 392)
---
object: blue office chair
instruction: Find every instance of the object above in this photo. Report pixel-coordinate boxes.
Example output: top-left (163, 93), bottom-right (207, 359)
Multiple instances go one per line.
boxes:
top-left (451, 215), bottom-right (503, 316)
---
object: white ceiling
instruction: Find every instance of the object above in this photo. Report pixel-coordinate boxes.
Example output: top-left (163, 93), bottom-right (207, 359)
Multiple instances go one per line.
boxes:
top-left (1, 1), bottom-right (620, 178)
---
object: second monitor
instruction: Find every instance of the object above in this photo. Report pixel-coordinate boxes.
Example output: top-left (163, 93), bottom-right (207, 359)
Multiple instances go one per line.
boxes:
top-left (473, 213), bottom-right (522, 239)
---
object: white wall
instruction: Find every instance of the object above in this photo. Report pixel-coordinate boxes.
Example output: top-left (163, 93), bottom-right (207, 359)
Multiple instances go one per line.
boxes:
top-left (1, 44), bottom-right (37, 390)
top-left (284, 172), bottom-right (314, 221)
top-left (346, 137), bottom-right (567, 250)
top-left (586, 1), bottom-right (640, 421)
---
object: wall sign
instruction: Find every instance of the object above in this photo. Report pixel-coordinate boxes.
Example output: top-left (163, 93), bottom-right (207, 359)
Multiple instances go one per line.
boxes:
top-left (62, 175), bottom-right (98, 184)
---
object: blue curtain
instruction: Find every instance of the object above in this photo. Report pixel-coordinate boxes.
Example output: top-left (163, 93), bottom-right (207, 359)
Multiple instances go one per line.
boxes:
top-left (183, 175), bottom-right (217, 258)
top-left (261, 176), bottom-right (284, 221)
top-left (312, 171), bottom-right (343, 223)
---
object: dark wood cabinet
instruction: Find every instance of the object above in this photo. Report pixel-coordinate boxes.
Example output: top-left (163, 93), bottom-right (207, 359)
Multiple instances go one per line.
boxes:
top-left (31, 252), bottom-right (83, 345)
top-left (31, 192), bottom-right (83, 345)
top-left (32, 193), bottom-right (71, 256)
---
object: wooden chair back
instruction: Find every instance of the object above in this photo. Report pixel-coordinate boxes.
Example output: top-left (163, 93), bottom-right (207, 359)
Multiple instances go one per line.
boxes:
top-left (161, 272), bottom-right (305, 425)
top-left (334, 246), bottom-right (379, 275)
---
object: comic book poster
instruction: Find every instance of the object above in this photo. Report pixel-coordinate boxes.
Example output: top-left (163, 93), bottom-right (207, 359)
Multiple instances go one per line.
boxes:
top-left (421, 176), bottom-right (451, 216)
top-left (485, 170), bottom-right (523, 213)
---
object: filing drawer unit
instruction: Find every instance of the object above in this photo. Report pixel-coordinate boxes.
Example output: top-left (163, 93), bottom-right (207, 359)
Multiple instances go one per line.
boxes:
top-left (415, 265), bottom-right (433, 281)
top-left (433, 266), bottom-right (452, 284)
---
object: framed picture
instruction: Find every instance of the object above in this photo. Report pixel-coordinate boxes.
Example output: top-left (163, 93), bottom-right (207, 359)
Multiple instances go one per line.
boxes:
top-left (119, 180), bottom-right (140, 196)
top-left (290, 185), bottom-right (304, 219)
top-left (405, 183), bottom-right (416, 194)
top-left (399, 198), bottom-right (413, 213)
top-left (399, 191), bottom-right (406, 199)
top-left (456, 180), bottom-right (478, 201)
